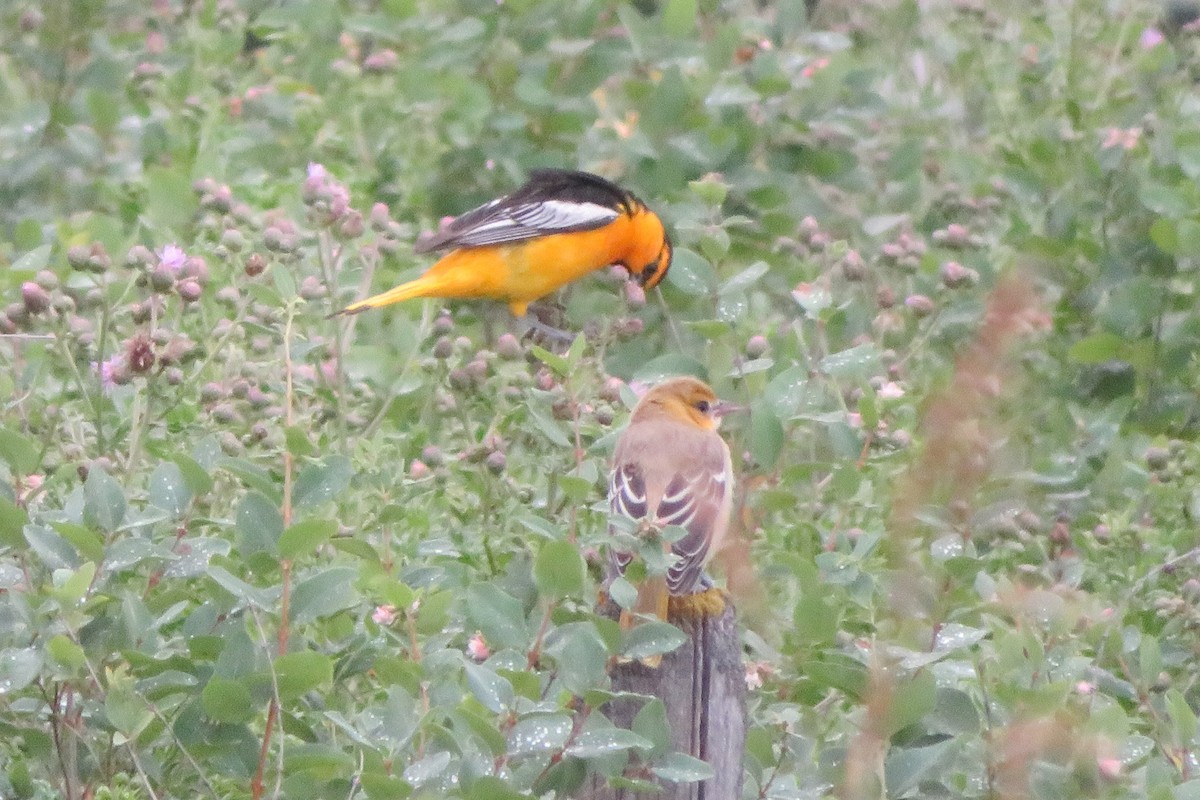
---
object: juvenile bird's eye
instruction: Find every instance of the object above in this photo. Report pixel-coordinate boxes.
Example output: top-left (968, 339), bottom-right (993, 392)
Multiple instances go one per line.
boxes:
top-left (695, 400), bottom-right (710, 413)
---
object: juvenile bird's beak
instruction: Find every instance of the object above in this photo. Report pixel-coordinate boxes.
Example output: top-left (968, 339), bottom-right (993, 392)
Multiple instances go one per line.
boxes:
top-left (712, 400), bottom-right (745, 418)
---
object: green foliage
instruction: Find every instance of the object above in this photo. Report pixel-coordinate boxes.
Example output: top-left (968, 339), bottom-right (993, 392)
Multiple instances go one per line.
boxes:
top-left (2, 0), bottom-right (1200, 797)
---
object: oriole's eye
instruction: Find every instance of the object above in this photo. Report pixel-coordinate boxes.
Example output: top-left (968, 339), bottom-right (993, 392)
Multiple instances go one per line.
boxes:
top-left (695, 400), bottom-right (710, 413)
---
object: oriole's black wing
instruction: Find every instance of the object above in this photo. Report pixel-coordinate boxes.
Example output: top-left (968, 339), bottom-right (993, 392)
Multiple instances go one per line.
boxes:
top-left (414, 169), bottom-right (636, 253)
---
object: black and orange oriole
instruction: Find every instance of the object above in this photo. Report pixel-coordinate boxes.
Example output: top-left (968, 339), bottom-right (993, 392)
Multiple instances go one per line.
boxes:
top-left (336, 169), bottom-right (672, 318)
top-left (607, 377), bottom-right (737, 634)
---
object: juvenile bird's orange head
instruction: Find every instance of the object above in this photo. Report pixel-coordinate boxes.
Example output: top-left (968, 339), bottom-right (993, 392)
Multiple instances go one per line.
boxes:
top-left (631, 376), bottom-right (734, 431)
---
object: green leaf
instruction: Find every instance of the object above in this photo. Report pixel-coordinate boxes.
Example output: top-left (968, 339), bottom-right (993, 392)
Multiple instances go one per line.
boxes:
top-left (1177, 219), bottom-right (1200, 253)
top-left (52, 561), bottom-right (96, 607)
top-left (545, 623), bottom-right (609, 693)
top-left (1139, 182), bottom-right (1190, 218)
top-left (632, 699), bottom-right (671, 757)
top-left (403, 750), bottom-right (453, 787)
top-left (863, 213), bottom-right (909, 236)
top-left (10, 244), bottom-right (52, 274)
top-left (83, 467), bottom-right (126, 532)
top-left (633, 353), bottom-right (709, 384)
top-left (201, 676), bottom-right (256, 723)
top-left (507, 713), bottom-right (573, 757)
top-left (622, 621), bottom-right (688, 661)
top-left (857, 386), bottom-right (879, 430)
top-left (464, 662), bottom-right (514, 713)
top-left (802, 655), bottom-right (868, 697)
top-left (149, 461), bottom-right (192, 517)
top-left (284, 425), bottom-right (317, 457)
top-left (105, 674), bottom-right (151, 737)
top-left (145, 165), bottom-right (199, 232)
top-left (284, 743), bottom-right (356, 779)
top-left (293, 455), bottom-right (354, 508)
top-left (172, 454), bottom-right (214, 495)
top-left (290, 567), bottom-right (359, 624)
top-left (235, 491), bottom-right (283, 556)
top-left (719, 261), bottom-right (769, 295)
top-left (666, 248), bottom-right (717, 296)
top-left (818, 344), bottom-right (881, 379)
top-left (217, 456), bottom-right (279, 499)
top-left (886, 669), bottom-right (936, 735)
top-left (530, 345), bottom-right (570, 376)
top-left (565, 727), bottom-right (653, 758)
top-left (23, 524), bottom-right (78, 570)
top-left (0, 647), bottom-right (42, 693)
top-left (527, 403), bottom-right (572, 446)
top-left (1175, 781), bottom-right (1200, 800)
top-left (466, 584), bottom-right (528, 649)
top-left (1168, 688), bottom-right (1197, 745)
top-left (534, 539), bottom-right (586, 599)
top-left (1068, 333), bottom-right (1126, 364)
top-left (0, 498), bottom-right (27, 548)
top-left (361, 773), bottom-right (415, 798)
top-left (662, 0), bottom-right (696, 36)
top-left (652, 751), bottom-right (715, 783)
top-left (274, 651), bottom-right (334, 702)
top-left (0, 428), bottom-right (39, 474)
top-left (1149, 218), bottom-right (1178, 253)
top-left (207, 566), bottom-right (276, 609)
top-left (793, 592), bottom-right (836, 647)
top-left (278, 518), bottom-right (337, 559)
top-left (688, 176), bottom-right (728, 206)
top-left (415, 590), bottom-right (453, 635)
top-left (51, 522), bottom-right (104, 562)
top-left (747, 405), bottom-right (784, 469)
top-left (609, 576), bottom-right (637, 609)
top-left (47, 635), bottom-right (86, 671)
top-left (272, 261), bottom-right (297, 299)
top-left (885, 739), bottom-right (958, 797)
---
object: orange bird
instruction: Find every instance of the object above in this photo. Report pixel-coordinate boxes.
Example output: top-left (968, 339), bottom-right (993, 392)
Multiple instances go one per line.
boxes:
top-left (335, 169), bottom-right (672, 318)
top-left (607, 377), bottom-right (737, 630)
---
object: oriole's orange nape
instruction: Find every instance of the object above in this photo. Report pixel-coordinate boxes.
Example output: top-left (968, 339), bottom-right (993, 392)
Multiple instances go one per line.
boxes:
top-left (334, 168), bottom-right (673, 318)
top-left (607, 377), bottom-right (737, 639)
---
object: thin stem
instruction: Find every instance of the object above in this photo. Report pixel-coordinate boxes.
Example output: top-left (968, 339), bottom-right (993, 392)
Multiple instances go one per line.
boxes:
top-left (317, 230), bottom-right (349, 450)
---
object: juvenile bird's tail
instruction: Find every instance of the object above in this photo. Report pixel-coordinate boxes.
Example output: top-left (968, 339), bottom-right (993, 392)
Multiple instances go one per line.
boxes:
top-left (618, 576), bottom-right (670, 668)
top-left (618, 574), bottom-right (670, 629)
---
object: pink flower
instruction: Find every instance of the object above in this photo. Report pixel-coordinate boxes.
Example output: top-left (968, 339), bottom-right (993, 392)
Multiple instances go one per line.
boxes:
top-left (372, 605), bottom-right (397, 625)
top-left (1140, 27), bottom-right (1165, 49)
top-left (877, 381), bottom-right (905, 399)
top-left (744, 661), bottom-right (776, 691)
top-left (307, 163), bottom-right (328, 181)
top-left (466, 632), bottom-right (490, 661)
top-left (801, 57), bottom-right (830, 79)
top-left (158, 244), bottom-right (187, 275)
top-left (1075, 681), bottom-right (1095, 695)
top-left (1097, 757), bottom-right (1122, 780)
top-left (94, 355), bottom-right (126, 392)
top-left (1101, 127), bottom-right (1141, 151)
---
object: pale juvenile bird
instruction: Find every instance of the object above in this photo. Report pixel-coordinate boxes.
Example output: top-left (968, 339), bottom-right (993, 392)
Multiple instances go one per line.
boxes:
top-left (607, 376), bottom-right (737, 632)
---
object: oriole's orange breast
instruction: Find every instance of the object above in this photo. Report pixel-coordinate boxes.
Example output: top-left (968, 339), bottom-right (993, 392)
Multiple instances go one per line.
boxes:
top-left (501, 223), bottom-right (630, 301)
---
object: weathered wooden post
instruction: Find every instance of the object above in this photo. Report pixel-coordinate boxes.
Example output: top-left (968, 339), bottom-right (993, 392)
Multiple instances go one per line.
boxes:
top-left (583, 592), bottom-right (746, 800)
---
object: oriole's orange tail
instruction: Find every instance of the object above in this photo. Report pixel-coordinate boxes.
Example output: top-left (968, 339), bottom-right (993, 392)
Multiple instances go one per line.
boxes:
top-left (334, 279), bottom-right (435, 316)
